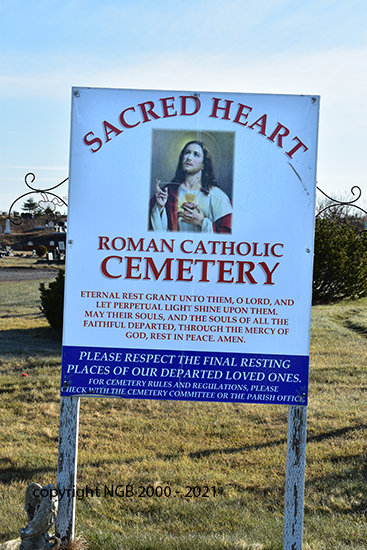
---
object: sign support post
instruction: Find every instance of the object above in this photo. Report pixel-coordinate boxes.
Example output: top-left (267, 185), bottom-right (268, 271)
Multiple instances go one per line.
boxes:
top-left (55, 400), bottom-right (308, 545)
top-left (283, 405), bottom-right (308, 549)
top-left (55, 396), bottom-right (80, 543)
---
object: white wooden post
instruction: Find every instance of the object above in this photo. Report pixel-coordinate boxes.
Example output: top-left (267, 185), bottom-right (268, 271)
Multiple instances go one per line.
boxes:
top-left (54, 399), bottom-right (308, 547)
top-left (55, 396), bottom-right (80, 543)
top-left (283, 405), bottom-right (308, 549)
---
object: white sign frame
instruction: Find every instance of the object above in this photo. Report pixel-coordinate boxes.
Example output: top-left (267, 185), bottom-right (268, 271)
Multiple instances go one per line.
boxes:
top-left (61, 88), bottom-right (319, 407)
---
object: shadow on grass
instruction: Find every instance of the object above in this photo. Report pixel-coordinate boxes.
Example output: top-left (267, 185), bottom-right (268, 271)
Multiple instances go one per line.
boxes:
top-left (0, 465), bottom-right (56, 484)
top-left (78, 424), bottom-right (367, 470)
top-left (162, 423), bottom-right (367, 461)
top-left (343, 319), bottom-right (367, 337)
top-left (304, 459), bottom-right (367, 515)
top-left (3, 424), bottom-right (363, 487)
top-left (307, 424), bottom-right (367, 444)
top-left (0, 327), bottom-right (62, 356)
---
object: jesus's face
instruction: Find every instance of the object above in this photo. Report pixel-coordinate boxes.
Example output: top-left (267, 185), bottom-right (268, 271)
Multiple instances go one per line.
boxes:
top-left (182, 143), bottom-right (204, 175)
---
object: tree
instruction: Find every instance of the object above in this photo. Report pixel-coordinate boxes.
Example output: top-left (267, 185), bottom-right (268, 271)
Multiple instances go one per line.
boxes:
top-left (22, 197), bottom-right (39, 215)
top-left (36, 245), bottom-right (48, 257)
top-left (43, 206), bottom-right (55, 217)
top-left (39, 270), bottom-right (65, 331)
top-left (316, 191), bottom-right (367, 232)
top-left (313, 215), bottom-right (367, 303)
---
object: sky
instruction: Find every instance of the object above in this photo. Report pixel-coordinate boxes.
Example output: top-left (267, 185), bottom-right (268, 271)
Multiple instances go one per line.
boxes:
top-left (1, 0), bottom-right (366, 214)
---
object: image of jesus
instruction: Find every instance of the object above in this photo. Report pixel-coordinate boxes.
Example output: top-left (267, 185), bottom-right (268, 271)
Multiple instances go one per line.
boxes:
top-left (149, 140), bottom-right (232, 233)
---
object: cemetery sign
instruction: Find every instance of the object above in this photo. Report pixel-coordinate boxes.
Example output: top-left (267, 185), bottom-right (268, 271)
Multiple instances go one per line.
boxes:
top-left (61, 88), bottom-right (320, 406)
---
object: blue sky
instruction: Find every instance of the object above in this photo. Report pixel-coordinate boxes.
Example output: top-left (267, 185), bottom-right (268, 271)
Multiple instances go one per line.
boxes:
top-left (1, 0), bottom-right (366, 213)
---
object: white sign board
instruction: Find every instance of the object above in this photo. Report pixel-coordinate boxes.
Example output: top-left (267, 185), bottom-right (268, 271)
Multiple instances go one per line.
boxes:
top-left (61, 88), bottom-right (319, 405)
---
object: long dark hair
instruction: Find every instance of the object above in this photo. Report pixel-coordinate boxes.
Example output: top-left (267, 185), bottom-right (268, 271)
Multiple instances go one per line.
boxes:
top-left (172, 141), bottom-right (218, 195)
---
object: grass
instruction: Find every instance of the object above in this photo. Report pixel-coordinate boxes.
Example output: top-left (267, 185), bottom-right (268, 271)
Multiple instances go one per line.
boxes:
top-left (0, 272), bottom-right (366, 549)
top-left (0, 254), bottom-right (64, 269)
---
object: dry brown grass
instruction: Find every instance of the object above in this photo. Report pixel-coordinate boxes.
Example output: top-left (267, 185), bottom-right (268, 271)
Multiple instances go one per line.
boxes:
top-left (0, 277), bottom-right (366, 549)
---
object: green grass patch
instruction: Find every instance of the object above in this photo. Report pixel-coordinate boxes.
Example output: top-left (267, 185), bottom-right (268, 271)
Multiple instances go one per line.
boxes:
top-left (0, 279), bottom-right (366, 549)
